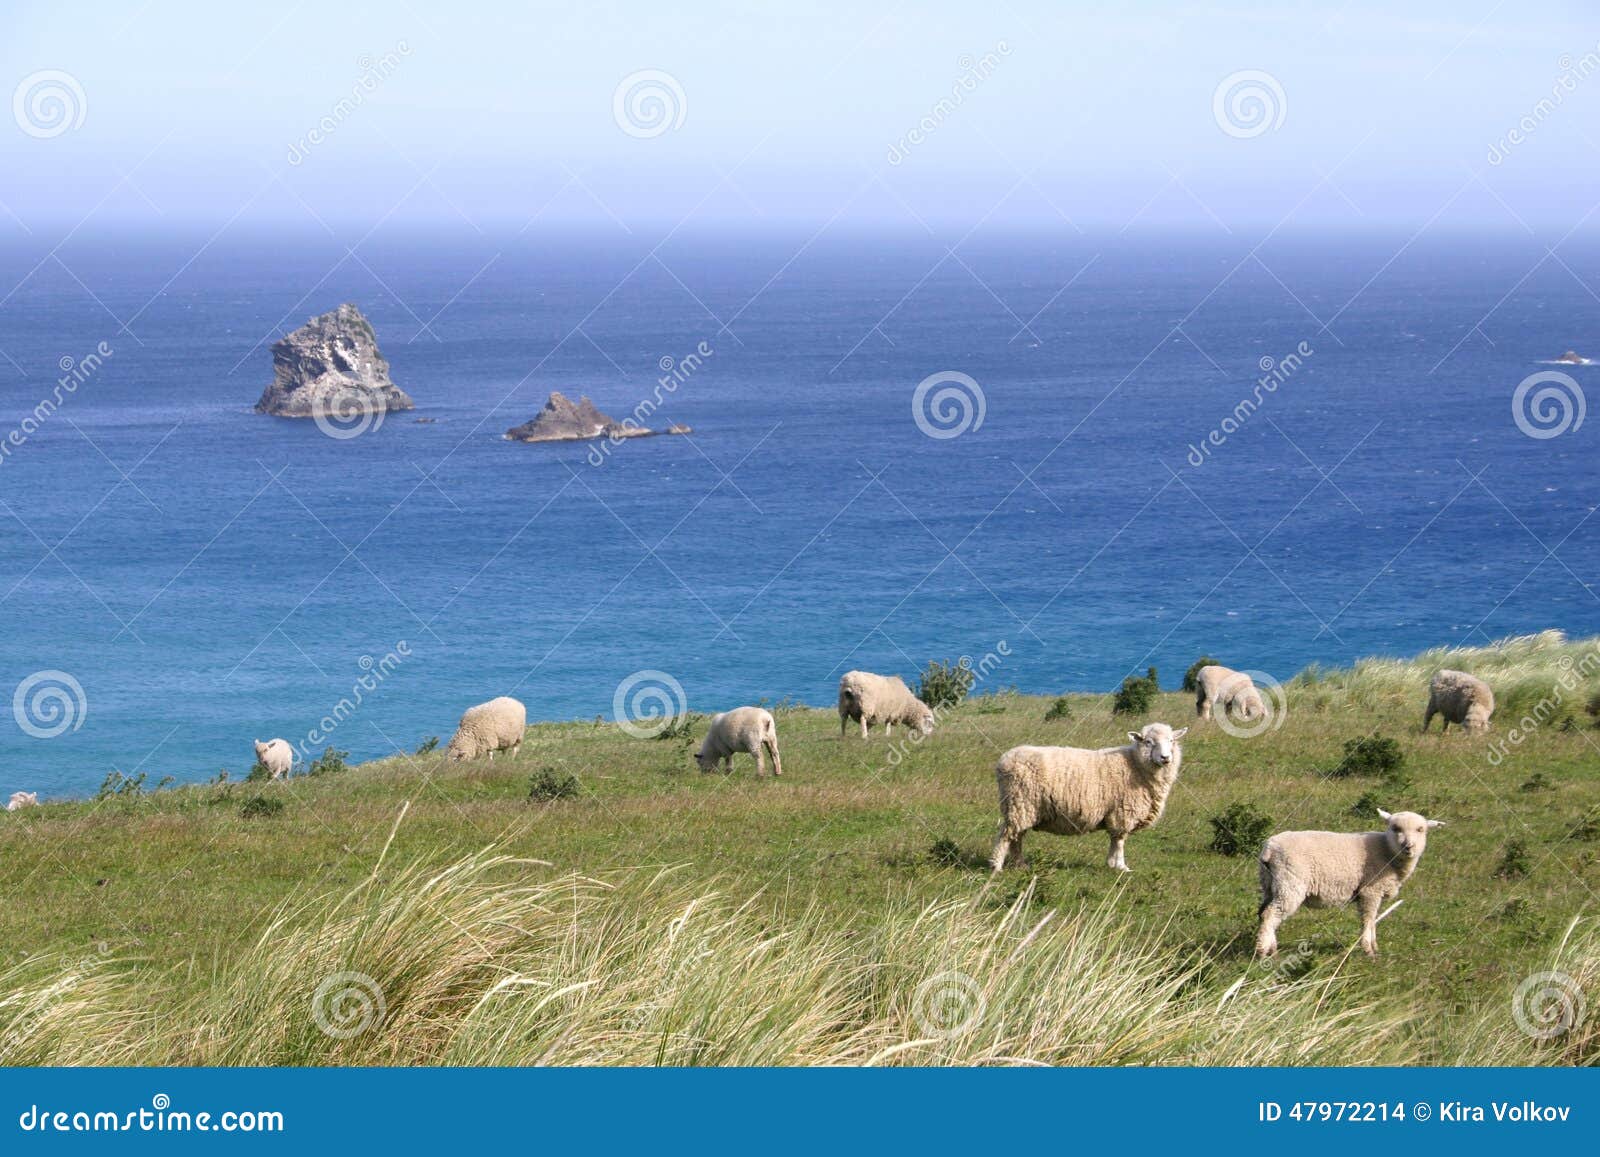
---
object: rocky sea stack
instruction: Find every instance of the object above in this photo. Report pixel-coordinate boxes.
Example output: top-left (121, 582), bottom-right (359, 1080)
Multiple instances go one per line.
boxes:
top-left (504, 391), bottom-right (690, 443)
top-left (255, 303), bottom-right (414, 418)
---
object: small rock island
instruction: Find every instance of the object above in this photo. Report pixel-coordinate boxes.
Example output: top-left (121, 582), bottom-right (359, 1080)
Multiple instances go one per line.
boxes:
top-left (504, 391), bottom-right (690, 444)
top-left (1554, 350), bottom-right (1590, 365)
top-left (255, 303), bottom-right (415, 418)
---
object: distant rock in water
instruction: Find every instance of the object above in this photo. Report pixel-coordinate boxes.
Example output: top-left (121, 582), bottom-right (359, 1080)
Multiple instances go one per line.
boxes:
top-left (1554, 350), bottom-right (1589, 365)
top-left (254, 303), bottom-right (415, 418)
top-left (504, 391), bottom-right (690, 443)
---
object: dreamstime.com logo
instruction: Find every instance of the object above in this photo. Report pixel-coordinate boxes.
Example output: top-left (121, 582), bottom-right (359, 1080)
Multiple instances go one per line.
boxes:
top-left (311, 970), bottom-right (387, 1039)
top-left (911, 970), bottom-right (985, 1040)
top-left (1213, 670), bottom-right (1288, 739)
top-left (912, 371), bottom-right (985, 439)
top-left (314, 388), bottom-right (386, 439)
top-left (12, 670), bottom-right (87, 739)
top-left (1512, 370), bottom-right (1585, 440)
top-left (613, 669), bottom-right (689, 738)
top-left (1212, 70), bottom-right (1286, 139)
top-left (613, 70), bottom-right (686, 138)
top-left (1512, 970), bottom-right (1587, 1041)
top-left (12, 70), bottom-right (86, 138)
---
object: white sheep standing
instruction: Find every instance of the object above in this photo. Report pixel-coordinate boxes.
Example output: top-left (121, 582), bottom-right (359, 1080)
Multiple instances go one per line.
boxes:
top-left (446, 696), bottom-right (527, 761)
top-left (990, 722), bottom-right (1188, 873)
top-left (253, 738), bottom-right (294, 780)
top-left (7, 791), bottom-right (38, 812)
top-left (837, 670), bottom-right (936, 738)
top-left (1194, 664), bottom-right (1265, 722)
top-left (1423, 669), bottom-right (1494, 733)
top-left (694, 706), bottom-right (782, 777)
top-left (1255, 808), bottom-right (1443, 958)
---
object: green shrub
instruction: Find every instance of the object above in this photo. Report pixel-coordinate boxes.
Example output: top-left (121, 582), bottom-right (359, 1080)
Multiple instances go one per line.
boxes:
top-left (415, 735), bottom-right (439, 755)
top-left (1112, 667), bottom-right (1159, 716)
top-left (918, 659), bottom-right (975, 710)
top-left (1349, 790), bottom-right (1384, 818)
top-left (1494, 839), bottom-right (1532, 880)
top-left (1043, 696), bottom-right (1073, 722)
top-left (244, 761), bottom-right (273, 783)
top-left (95, 771), bottom-right (147, 801)
top-left (1208, 802), bottom-right (1273, 857)
top-left (1182, 657), bottom-right (1219, 693)
top-left (1328, 735), bottom-right (1404, 779)
top-left (528, 767), bottom-right (580, 802)
top-left (928, 837), bottom-right (963, 867)
top-left (654, 714), bottom-right (700, 741)
top-left (1521, 771), bottom-right (1555, 793)
top-left (239, 795), bottom-right (285, 819)
top-left (305, 747), bottom-right (349, 777)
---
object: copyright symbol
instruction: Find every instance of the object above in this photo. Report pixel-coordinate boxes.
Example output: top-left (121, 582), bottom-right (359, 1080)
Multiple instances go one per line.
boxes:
top-left (1413, 1102), bottom-right (1431, 1121)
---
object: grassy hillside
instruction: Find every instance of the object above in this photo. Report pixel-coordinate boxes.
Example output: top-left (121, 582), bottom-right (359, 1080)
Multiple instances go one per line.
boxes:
top-left (2, 632), bottom-right (1598, 1065)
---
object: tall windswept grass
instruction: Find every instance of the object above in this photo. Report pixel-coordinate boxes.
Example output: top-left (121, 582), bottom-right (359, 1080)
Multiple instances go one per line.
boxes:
top-left (7, 844), bottom-right (1584, 1066)
top-left (1292, 630), bottom-right (1600, 721)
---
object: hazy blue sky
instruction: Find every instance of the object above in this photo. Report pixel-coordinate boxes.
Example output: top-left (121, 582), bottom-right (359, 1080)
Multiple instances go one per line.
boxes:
top-left (3, 1), bottom-right (1599, 233)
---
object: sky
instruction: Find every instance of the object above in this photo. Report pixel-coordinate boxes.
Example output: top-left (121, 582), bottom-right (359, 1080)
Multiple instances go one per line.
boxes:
top-left (3, 1), bottom-right (1600, 234)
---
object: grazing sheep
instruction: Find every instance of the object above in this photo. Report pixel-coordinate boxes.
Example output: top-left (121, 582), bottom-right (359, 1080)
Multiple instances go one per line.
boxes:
top-left (1423, 669), bottom-right (1494, 733)
top-left (446, 696), bottom-right (527, 762)
top-left (7, 791), bottom-right (38, 812)
top-left (1255, 809), bottom-right (1443, 958)
top-left (1195, 664), bottom-right (1264, 722)
top-left (837, 670), bottom-right (936, 739)
top-left (694, 706), bottom-right (782, 777)
top-left (990, 722), bottom-right (1188, 873)
top-left (253, 738), bottom-right (294, 780)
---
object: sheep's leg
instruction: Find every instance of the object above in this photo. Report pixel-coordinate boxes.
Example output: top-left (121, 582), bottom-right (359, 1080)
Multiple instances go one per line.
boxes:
top-left (768, 739), bottom-right (782, 778)
top-left (1197, 690), bottom-right (1211, 720)
top-left (990, 824), bottom-right (1024, 872)
top-left (754, 745), bottom-right (766, 777)
top-left (1255, 904), bottom-right (1285, 957)
top-left (885, 720), bottom-right (893, 736)
top-left (1107, 833), bottom-right (1129, 872)
top-left (487, 748), bottom-right (495, 763)
top-left (840, 712), bottom-right (847, 737)
top-left (1357, 890), bottom-right (1382, 957)
top-left (860, 717), bottom-right (869, 739)
top-left (510, 739), bottom-right (522, 760)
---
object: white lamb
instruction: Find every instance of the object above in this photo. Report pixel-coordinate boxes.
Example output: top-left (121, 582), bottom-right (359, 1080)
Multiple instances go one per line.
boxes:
top-left (7, 791), bottom-right (38, 812)
top-left (1255, 809), bottom-right (1443, 958)
top-left (446, 696), bottom-right (527, 761)
top-left (990, 722), bottom-right (1188, 873)
top-left (1194, 664), bottom-right (1265, 722)
top-left (1423, 669), bottom-right (1494, 733)
top-left (837, 670), bottom-right (935, 738)
top-left (253, 738), bottom-right (294, 780)
top-left (694, 706), bottom-right (782, 777)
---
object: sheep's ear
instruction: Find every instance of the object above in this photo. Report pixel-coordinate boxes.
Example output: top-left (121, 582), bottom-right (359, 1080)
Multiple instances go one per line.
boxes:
top-left (1172, 727), bottom-right (1188, 740)
top-left (1127, 732), bottom-right (1141, 744)
top-left (1427, 819), bottom-right (1446, 829)
top-left (1377, 808), bottom-right (1392, 821)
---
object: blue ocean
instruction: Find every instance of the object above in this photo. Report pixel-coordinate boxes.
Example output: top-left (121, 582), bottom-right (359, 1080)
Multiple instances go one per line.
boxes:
top-left (1, 228), bottom-right (1595, 796)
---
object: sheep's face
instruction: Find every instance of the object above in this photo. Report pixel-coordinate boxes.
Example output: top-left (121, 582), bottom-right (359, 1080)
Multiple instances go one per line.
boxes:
top-left (692, 745), bottom-right (714, 771)
top-left (1128, 723), bottom-right (1187, 769)
top-left (917, 708), bottom-right (936, 735)
top-left (1378, 809), bottom-right (1443, 860)
top-left (1463, 705), bottom-right (1492, 732)
top-left (253, 740), bottom-right (268, 759)
top-left (445, 737), bottom-right (471, 762)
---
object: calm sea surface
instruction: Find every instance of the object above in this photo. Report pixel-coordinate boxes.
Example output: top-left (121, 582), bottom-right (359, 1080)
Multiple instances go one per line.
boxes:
top-left (0, 228), bottom-right (1595, 795)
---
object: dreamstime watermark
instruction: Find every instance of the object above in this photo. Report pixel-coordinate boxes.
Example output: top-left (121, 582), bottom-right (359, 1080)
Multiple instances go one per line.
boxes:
top-left (12, 69), bottom-right (86, 138)
top-left (883, 642), bottom-right (1010, 770)
top-left (1185, 341), bottom-right (1313, 467)
top-left (1212, 670), bottom-right (1288, 739)
top-left (286, 43), bottom-right (412, 165)
top-left (311, 970), bottom-right (387, 1039)
top-left (1486, 647), bottom-right (1600, 766)
top-left (16, 1094), bottom-right (284, 1134)
top-left (1512, 370), bottom-right (1585, 440)
top-left (313, 387), bottom-right (388, 440)
top-left (912, 370), bottom-right (985, 439)
top-left (1488, 45), bottom-right (1600, 165)
top-left (886, 43), bottom-right (1011, 166)
top-left (296, 642), bottom-right (411, 760)
top-left (0, 341), bottom-right (113, 469)
top-left (911, 970), bottom-right (985, 1039)
top-left (1212, 70), bottom-right (1286, 138)
top-left (613, 69), bottom-right (686, 138)
top-left (12, 670), bottom-right (87, 739)
top-left (1512, 970), bottom-right (1587, 1041)
top-left (587, 339), bottom-right (712, 467)
top-left (613, 670), bottom-right (689, 738)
